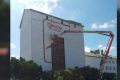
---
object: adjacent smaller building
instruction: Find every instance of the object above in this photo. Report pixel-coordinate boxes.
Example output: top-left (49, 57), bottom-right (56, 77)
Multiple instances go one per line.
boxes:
top-left (85, 52), bottom-right (117, 74)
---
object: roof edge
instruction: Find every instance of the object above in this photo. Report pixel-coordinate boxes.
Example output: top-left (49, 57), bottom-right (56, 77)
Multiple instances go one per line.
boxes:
top-left (20, 9), bottom-right (84, 28)
top-left (19, 9), bottom-right (26, 28)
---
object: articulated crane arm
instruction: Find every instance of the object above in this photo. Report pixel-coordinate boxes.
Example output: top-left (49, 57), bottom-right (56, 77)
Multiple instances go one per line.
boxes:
top-left (59, 30), bottom-right (114, 63)
top-left (58, 30), bottom-right (114, 79)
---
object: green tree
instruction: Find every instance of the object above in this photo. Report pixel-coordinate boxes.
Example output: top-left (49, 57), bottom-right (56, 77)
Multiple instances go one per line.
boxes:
top-left (90, 49), bottom-right (101, 55)
top-left (10, 57), bottom-right (20, 80)
top-left (53, 68), bottom-right (85, 80)
top-left (53, 66), bottom-right (100, 80)
top-left (10, 57), bottom-right (43, 80)
top-left (80, 66), bottom-right (100, 80)
top-left (102, 72), bottom-right (116, 80)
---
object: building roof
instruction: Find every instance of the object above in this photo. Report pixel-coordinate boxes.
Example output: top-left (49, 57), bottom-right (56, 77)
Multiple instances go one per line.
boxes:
top-left (65, 20), bottom-right (84, 27)
top-left (20, 9), bottom-right (84, 28)
top-left (30, 9), bottom-right (84, 27)
top-left (85, 52), bottom-right (102, 57)
top-left (85, 52), bottom-right (117, 60)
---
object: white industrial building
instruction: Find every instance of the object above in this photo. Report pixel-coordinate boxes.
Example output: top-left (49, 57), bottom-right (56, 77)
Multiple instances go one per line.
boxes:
top-left (85, 52), bottom-right (117, 74)
top-left (20, 9), bottom-right (85, 71)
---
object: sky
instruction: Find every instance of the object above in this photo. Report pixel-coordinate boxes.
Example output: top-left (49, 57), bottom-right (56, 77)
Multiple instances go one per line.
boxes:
top-left (11, 0), bottom-right (117, 58)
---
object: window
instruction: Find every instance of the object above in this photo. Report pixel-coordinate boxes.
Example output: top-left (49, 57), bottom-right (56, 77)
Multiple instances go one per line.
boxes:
top-left (112, 61), bottom-right (114, 64)
top-left (106, 60), bottom-right (107, 63)
top-left (109, 66), bottom-right (111, 70)
top-left (106, 66), bottom-right (108, 70)
top-left (113, 67), bottom-right (115, 70)
top-left (109, 60), bottom-right (111, 63)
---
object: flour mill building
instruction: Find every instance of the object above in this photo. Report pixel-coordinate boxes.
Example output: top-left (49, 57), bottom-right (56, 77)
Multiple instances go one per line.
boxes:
top-left (20, 9), bottom-right (85, 71)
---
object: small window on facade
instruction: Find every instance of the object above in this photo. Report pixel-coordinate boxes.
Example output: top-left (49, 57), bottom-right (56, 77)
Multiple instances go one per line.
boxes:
top-left (74, 24), bottom-right (76, 28)
top-left (106, 66), bottom-right (108, 70)
top-left (109, 60), bottom-right (111, 63)
top-left (109, 66), bottom-right (111, 70)
top-left (106, 60), bottom-right (107, 63)
top-left (112, 61), bottom-right (114, 64)
top-left (113, 67), bottom-right (115, 70)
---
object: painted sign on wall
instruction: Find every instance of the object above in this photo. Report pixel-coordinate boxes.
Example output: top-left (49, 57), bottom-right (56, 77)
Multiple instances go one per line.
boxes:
top-left (47, 22), bottom-right (63, 32)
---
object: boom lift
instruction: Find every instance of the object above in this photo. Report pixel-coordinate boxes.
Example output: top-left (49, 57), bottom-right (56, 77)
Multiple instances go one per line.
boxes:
top-left (43, 19), bottom-right (114, 79)
top-left (46, 29), bottom-right (114, 79)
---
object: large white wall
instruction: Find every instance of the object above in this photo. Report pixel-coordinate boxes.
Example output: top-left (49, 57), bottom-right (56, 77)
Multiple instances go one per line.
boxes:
top-left (64, 30), bottom-right (85, 68)
top-left (20, 10), bottom-right (32, 60)
top-left (85, 56), bottom-right (101, 69)
top-left (30, 10), bottom-right (52, 70)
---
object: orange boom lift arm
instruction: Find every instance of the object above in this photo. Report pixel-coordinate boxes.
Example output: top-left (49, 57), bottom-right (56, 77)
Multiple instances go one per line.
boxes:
top-left (58, 30), bottom-right (114, 79)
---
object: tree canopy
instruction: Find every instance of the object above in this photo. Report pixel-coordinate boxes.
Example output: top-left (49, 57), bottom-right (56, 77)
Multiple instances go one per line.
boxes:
top-left (10, 57), bottom-right (116, 80)
top-left (10, 57), bottom-right (43, 80)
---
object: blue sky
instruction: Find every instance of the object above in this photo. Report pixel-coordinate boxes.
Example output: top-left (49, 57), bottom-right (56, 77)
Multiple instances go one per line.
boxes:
top-left (11, 0), bottom-right (117, 58)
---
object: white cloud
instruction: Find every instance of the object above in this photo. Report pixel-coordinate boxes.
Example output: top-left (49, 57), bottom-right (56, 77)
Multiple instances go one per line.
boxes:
top-left (98, 45), bottom-right (103, 48)
top-left (111, 19), bottom-right (116, 24)
top-left (10, 54), bottom-right (20, 59)
top-left (104, 46), bottom-right (115, 51)
top-left (111, 46), bottom-right (116, 50)
top-left (85, 46), bottom-right (91, 52)
top-left (11, 54), bottom-right (15, 57)
top-left (11, 43), bottom-right (17, 49)
top-left (16, 0), bottom-right (59, 14)
top-left (85, 45), bottom-right (115, 53)
top-left (91, 19), bottom-right (116, 29)
top-left (91, 23), bottom-right (97, 29)
top-left (99, 23), bottom-right (114, 29)
top-left (98, 44), bottom-right (115, 51)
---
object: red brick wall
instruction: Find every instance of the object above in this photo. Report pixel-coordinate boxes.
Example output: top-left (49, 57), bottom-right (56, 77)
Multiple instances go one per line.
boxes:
top-left (51, 36), bottom-right (65, 71)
